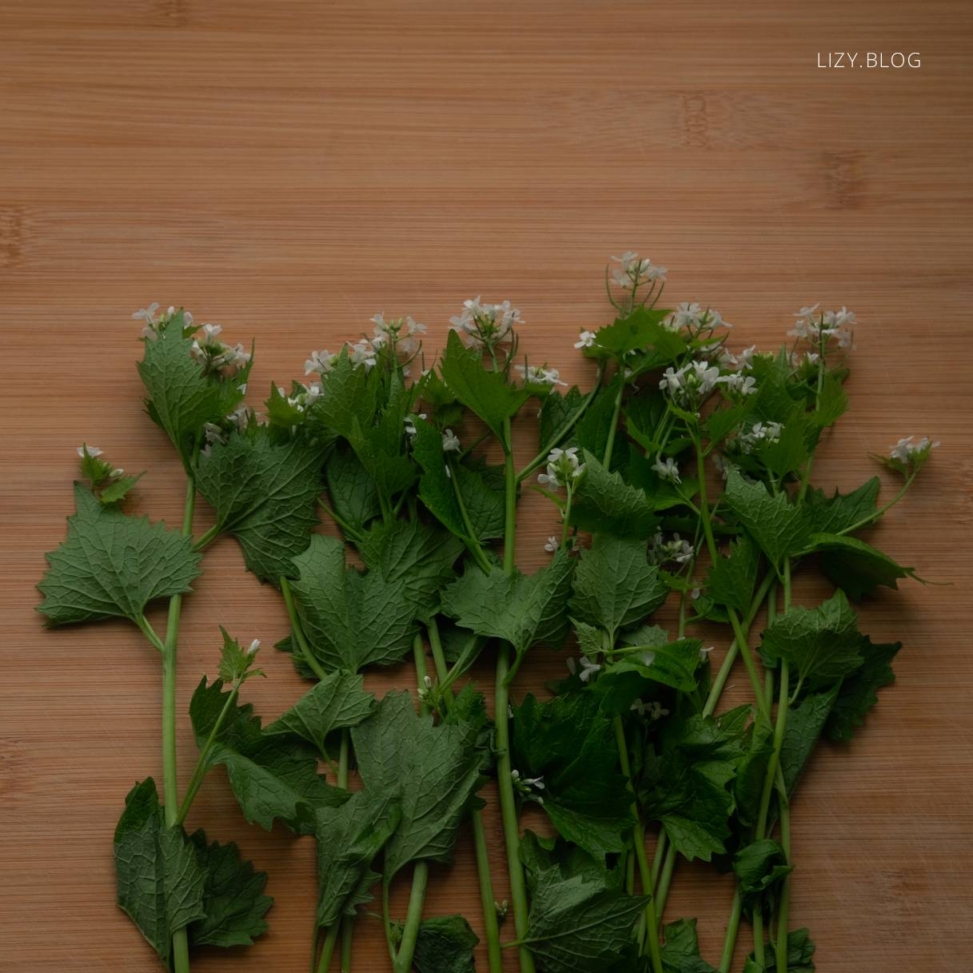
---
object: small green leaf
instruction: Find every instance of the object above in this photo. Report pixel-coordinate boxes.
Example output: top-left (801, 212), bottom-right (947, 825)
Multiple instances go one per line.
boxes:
top-left (264, 670), bottom-right (374, 750)
top-left (592, 639), bottom-right (703, 712)
top-left (803, 533), bottom-right (920, 601)
top-left (216, 627), bottom-right (264, 686)
top-left (195, 429), bottom-right (323, 583)
top-left (512, 693), bottom-right (634, 858)
top-left (289, 535), bottom-right (419, 672)
top-left (113, 779), bottom-right (207, 964)
top-left (732, 839), bottom-right (793, 895)
top-left (570, 534), bottom-right (669, 641)
top-left (411, 915), bottom-right (480, 973)
top-left (589, 307), bottom-right (685, 363)
top-left (324, 443), bottom-right (382, 534)
top-left (804, 478), bottom-right (880, 535)
top-left (98, 473), bottom-right (145, 506)
top-left (441, 549), bottom-right (574, 657)
top-left (779, 688), bottom-right (840, 795)
top-left (826, 638), bottom-right (901, 742)
top-left (705, 535), bottom-right (759, 616)
top-left (571, 451), bottom-right (659, 539)
top-left (660, 917), bottom-right (719, 973)
top-left (187, 830), bottom-right (272, 948)
top-left (760, 591), bottom-right (863, 685)
top-left (37, 483), bottom-right (201, 627)
top-left (440, 330), bottom-right (530, 438)
top-left (723, 470), bottom-right (808, 569)
top-left (308, 348), bottom-right (379, 439)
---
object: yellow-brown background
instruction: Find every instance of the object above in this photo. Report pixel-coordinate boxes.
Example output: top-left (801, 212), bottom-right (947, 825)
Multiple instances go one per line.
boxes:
top-left (1, 2), bottom-right (971, 971)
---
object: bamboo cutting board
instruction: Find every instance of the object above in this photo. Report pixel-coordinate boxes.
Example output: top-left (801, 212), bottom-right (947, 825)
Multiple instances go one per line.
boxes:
top-left (1, 2), bottom-right (971, 971)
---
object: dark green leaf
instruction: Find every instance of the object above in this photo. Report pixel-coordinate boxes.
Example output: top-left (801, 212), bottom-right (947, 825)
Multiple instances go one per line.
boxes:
top-left (660, 918), bottom-right (719, 973)
top-left (723, 470), bottom-right (808, 569)
top-left (705, 536), bottom-right (759, 616)
top-left (592, 640), bottom-right (703, 713)
top-left (308, 348), bottom-right (378, 439)
top-left (804, 534), bottom-right (921, 601)
top-left (733, 839), bottom-right (793, 895)
top-left (805, 479), bottom-right (880, 536)
top-left (325, 443), bottom-right (381, 534)
top-left (37, 483), bottom-right (201, 626)
top-left (826, 638), bottom-right (901, 742)
top-left (571, 451), bottom-right (659, 539)
top-left (779, 688), bottom-right (839, 795)
top-left (412, 915), bottom-right (480, 973)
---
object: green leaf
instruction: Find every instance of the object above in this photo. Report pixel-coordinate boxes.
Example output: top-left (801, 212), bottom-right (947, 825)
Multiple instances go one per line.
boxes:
top-left (264, 670), bottom-right (374, 751)
top-left (190, 677), bottom-right (344, 833)
top-left (187, 830), bottom-right (272, 948)
top-left (441, 549), bottom-right (574, 657)
top-left (314, 790), bottom-right (401, 927)
top-left (357, 519), bottom-right (464, 621)
top-left (779, 688), bottom-right (839, 795)
top-left (760, 591), bottom-right (863, 686)
top-left (571, 451), bottom-right (659, 539)
top-left (805, 478), bottom-right (880, 535)
top-left (352, 692), bottom-right (486, 879)
top-left (289, 534), bottom-right (419, 672)
top-left (723, 470), bottom-right (808, 569)
top-left (440, 330), bottom-right (530, 438)
top-left (575, 375), bottom-right (625, 462)
top-left (411, 915), bottom-right (480, 973)
top-left (113, 778), bottom-right (207, 964)
top-left (216, 626), bottom-right (264, 685)
top-left (570, 535), bottom-right (669, 641)
top-left (520, 842), bottom-right (647, 973)
top-left (803, 533), bottom-right (920, 601)
top-left (590, 307), bottom-right (685, 363)
top-left (732, 839), bottom-right (793, 895)
top-left (591, 639), bottom-right (704, 712)
top-left (744, 928), bottom-right (816, 973)
top-left (308, 348), bottom-right (379, 439)
top-left (37, 483), bottom-right (201, 626)
top-left (98, 473), bottom-right (145, 506)
top-left (137, 321), bottom-right (248, 464)
top-left (660, 918), bottom-right (719, 973)
top-left (733, 710), bottom-right (774, 828)
top-left (704, 535), bottom-right (759, 616)
top-left (826, 638), bottom-right (901, 742)
top-left (195, 430), bottom-right (323, 583)
top-left (324, 443), bottom-right (382, 533)
top-left (512, 693), bottom-right (634, 858)
top-left (640, 715), bottom-right (743, 862)
top-left (539, 385), bottom-right (587, 456)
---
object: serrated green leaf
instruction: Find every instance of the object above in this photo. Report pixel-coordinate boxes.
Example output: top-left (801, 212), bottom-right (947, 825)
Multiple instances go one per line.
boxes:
top-left (195, 430), bottom-right (323, 583)
top-left (411, 915), bottom-right (480, 973)
top-left (803, 533), bottom-right (920, 601)
top-left (137, 322), bottom-right (248, 465)
top-left (324, 443), bottom-right (382, 534)
top-left (440, 330), bottom-right (530, 438)
top-left (216, 626), bottom-right (264, 685)
top-left (308, 348), bottom-right (379, 439)
top-left (512, 693), bottom-right (633, 858)
top-left (733, 839), bottom-right (793, 895)
top-left (804, 478), bottom-right (880, 535)
top-left (190, 677), bottom-right (344, 833)
top-left (825, 638), bottom-right (901, 742)
top-left (571, 451), bottom-right (659, 539)
top-left (314, 790), bottom-right (401, 927)
top-left (591, 640), bottom-right (703, 713)
top-left (539, 385), bottom-right (587, 457)
top-left (779, 687), bottom-right (839, 795)
top-left (760, 591), bottom-right (863, 685)
top-left (723, 470), bottom-right (808, 569)
top-left (441, 549), bottom-right (574, 658)
top-left (37, 483), bottom-right (201, 626)
top-left (660, 917), bottom-right (719, 973)
top-left (570, 535), bottom-right (669, 641)
top-left (352, 692), bottom-right (486, 879)
top-left (113, 779), bottom-right (207, 964)
top-left (705, 535), bottom-right (759, 616)
top-left (98, 473), bottom-right (145, 506)
top-left (187, 830), bottom-right (272, 948)
top-left (590, 307), bottom-right (685, 363)
top-left (264, 670), bottom-right (374, 750)
top-left (289, 534), bottom-right (419, 672)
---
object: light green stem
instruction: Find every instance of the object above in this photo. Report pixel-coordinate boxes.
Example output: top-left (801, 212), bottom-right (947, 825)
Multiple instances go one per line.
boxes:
top-left (163, 475), bottom-right (196, 973)
top-left (719, 888), bottom-right (743, 973)
top-left (281, 576), bottom-right (328, 681)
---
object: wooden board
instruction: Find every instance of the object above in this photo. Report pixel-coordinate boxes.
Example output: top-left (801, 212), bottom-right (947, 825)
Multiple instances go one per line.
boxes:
top-left (1, 2), bottom-right (971, 970)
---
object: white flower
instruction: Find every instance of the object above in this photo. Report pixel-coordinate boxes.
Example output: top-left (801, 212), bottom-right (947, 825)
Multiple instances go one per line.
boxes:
top-left (537, 447), bottom-right (584, 489)
top-left (719, 373), bottom-right (757, 396)
top-left (574, 330), bottom-right (597, 349)
top-left (227, 405), bottom-right (251, 432)
top-left (699, 645), bottom-right (714, 661)
top-left (789, 305), bottom-right (856, 350)
top-left (77, 444), bottom-right (103, 458)
top-left (132, 303), bottom-right (160, 324)
top-left (406, 316), bottom-right (427, 336)
top-left (544, 536), bottom-right (559, 553)
top-left (659, 360), bottom-right (722, 405)
top-left (516, 364), bottom-right (567, 387)
top-left (305, 349), bottom-right (335, 376)
top-left (200, 323), bottom-right (223, 345)
top-left (889, 436), bottom-right (940, 464)
top-left (631, 699), bottom-right (669, 720)
top-left (246, 639), bottom-right (261, 656)
top-left (441, 429), bottom-right (461, 453)
top-left (651, 532), bottom-right (694, 565)
top-left (652, 456), bottom-right (681, 484)
top-left (203, 422), bottom-right (224, 446)
top-left (110, 468), bottom-right (124, 478)
top-left (370, 312), bottom-right (389, 333)
top-left (720, 344), bottom-right (757, 370)
top-left (738, 421), bottom-right (783, 454)
top-left (577, 655), bottom-right (601, 683)
top-left (404, 413), bottom-right (427, 439)
top-left (349, 339), bottom-right (377, 370)
top-left (510, 769), bottom-right (546, 804)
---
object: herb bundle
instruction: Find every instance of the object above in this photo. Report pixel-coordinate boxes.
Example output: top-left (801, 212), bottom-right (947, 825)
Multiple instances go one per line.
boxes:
top-left (38, 258), bottom-right (936, 973)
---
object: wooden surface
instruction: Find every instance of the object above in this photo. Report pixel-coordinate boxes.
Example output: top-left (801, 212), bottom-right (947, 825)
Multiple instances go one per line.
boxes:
top-left (1, 2), bottom-right (972, 970)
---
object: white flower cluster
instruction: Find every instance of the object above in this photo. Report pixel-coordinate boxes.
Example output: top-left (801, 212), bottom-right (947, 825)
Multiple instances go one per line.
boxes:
top-left (788, 304), bottom-right (856, 350)
top-left (132, 303), bottom-right (194, 341)
top-left (651, 456), bottom-right (681, 484)
top-left (889, 436), bottom-right (939, 465)
top-left (442, 429), bottom-right (461, 453)
top-left (450, 297), bottom-right (523, 349)
top-left (719, 344), bottom-right (757, 371)
top-left (630, 699), bottom-right (670, 720)
top-left (370, 312), bottom-right (426, 356)
top-left (566, 655), bottom-right (602, 683)
top-left (610, 251), bottom-right (667, 291)
top-left (659, 357), bottom-right (757, 406)
top-left (516, 363), bottom-right (567, 388)
top-left (650, 532), bottom-right (694, 565)
top-left (403, 413), bottom-right (427, 439)
top-left (537, 447), bottom-right (585, 489)
top-left (737, 421), bottom-right (783, 454)
top-left (574, 330), bottom-right (597, 350)
top-left (544, 535), bottom-right (560, 553)
top-left (510, 769), bottom-right (545, 805)
top-left (187, 322), bottom-right (251, 377)
top-left (663, 302), bottom-right (732, 335)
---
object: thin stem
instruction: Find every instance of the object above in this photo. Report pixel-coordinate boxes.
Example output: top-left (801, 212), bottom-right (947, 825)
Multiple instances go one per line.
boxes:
top-left (654, 845), bottom-right (676, 917)
top-left (191, 521), bottom-right (220, 553)
top-left (315, 925), bottom-right (338, 973)
top-left (838, 474), bottom-right (916, 537)
top-left (649, 831), bottom-right (668, 889)
top-left (601, 373), bottom-right (625, 467)
top-left (136, 614), bottom-right (166, 654)
top-left (281, 576), bottom-right (328, 681)
top-left (337, 731), bottom-right (353, 972)
top-left (393, 863), bottom-right (429, 973)
top-left (719, 888), bottom-right (743, 973)
top-left (560, 482), bottom-right (574, 548)
top-left (502, 422), bottom-right (517, 575)
top-left (163, 474), bottom-right (196, 973)
top-left (428, 619), bottom-right (504, 973)
top-left (448, 457), bottom-right (494, 574)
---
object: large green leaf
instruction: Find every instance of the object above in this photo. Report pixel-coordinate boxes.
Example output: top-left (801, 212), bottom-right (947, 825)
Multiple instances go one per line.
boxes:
top-left (570, 451), bottom-right (659, 539)
top-left (723, 470), bottom-right (808, 570)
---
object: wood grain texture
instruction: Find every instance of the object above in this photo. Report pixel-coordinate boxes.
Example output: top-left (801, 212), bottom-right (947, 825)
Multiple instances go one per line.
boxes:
top-left (1, 2), bottom-right (971, 970)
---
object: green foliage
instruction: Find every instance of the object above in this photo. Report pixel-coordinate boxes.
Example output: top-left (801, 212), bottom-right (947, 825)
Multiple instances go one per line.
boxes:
top-left (512, 693), bottom-right (634, 858)
top-left (195, 429), bottom-right (323, 583)
top-left (804, 478), bottom-right (880, 535)
top-left (659, 918), bottom-right (719, 973)
top-left (216, 627), bottom-right (265, 686)
top-left (570, 451), bottom-right (659, 538)
top-left (826, 638), bottom-right (901, 742)
top-left (743, 928), bottom-right (816, 972)
top-left (37, 483), bottom-right (201, 626)
top-left (723, 470), bottom-right (808, 569)
top-left (411, 915), bottom-right (480, 973)
top-left (289, 535), bottom-right (419, 672)
top-left (705, 535), bottom-right (759, 616)
top-left (804, 533), bottom-right (920, 601)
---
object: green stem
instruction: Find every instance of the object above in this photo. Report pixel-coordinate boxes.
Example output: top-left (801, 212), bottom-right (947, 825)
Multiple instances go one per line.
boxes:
top-left (601, 373), bottom-right (625, 467)
top-left (163, 475), bottom-right (196, 973)
top-left (649, 831), bottom-right (668, 889)
top-left (337, 731), bottom-right (353, 972)
top-left (448, 457), bottom-right (494, 574)
top-left (428, 620), bottom-right (504, 973)
top-left (719, 888), bottom-right (743, 973)
top-left (838, 473), bottom-right (916, 536)
top-left (654, 845), bottom-right (675, 917)
top-left (136, 614), bottom-right (166, 653)
top-left (773, 563), bottom-right (794, 973)
top-left (560, 483), bottom-right (574, 548)
top-left (315, 925), bottom-right (338, 973)
top-left (191, 521), bottom-right (220, 553)
top-left (281, 576), bottom-right (328, 681)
